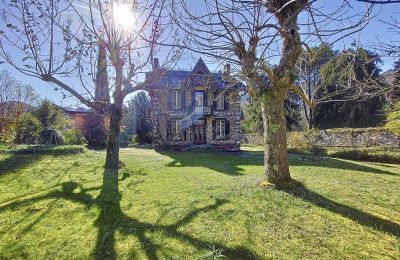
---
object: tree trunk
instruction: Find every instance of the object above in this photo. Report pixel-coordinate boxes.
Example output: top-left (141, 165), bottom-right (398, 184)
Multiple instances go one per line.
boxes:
top-left (260, 92), bottom-right (290, 184)
top-left (308, 106), bottom-right (313, 130)
top-left (105, 104), bottom-right (123, 169)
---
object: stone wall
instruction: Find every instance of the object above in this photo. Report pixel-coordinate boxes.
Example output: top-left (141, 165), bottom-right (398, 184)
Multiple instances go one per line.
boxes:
top-left (311, 128), bottom-right (400, 148)
top-left (242, 128), bottom-right (400, 148)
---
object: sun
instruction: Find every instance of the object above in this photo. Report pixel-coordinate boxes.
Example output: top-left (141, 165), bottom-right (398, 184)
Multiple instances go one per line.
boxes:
top-left (113, 3), bottom-right (135, 30)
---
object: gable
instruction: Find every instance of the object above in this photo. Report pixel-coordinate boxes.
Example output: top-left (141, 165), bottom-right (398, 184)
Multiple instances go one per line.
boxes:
top-left (191, 58), bottom-right (210, 75)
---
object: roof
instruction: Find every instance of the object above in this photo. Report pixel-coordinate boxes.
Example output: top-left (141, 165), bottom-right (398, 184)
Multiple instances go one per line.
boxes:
top-left (58, 105), bottom-right (90, 114)
top-left (147, 58), bottom-right (243, 90)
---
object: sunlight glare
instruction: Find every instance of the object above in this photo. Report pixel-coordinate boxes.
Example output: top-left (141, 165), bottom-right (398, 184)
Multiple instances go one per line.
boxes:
top-left (113, 3), bottom-right (135, 31)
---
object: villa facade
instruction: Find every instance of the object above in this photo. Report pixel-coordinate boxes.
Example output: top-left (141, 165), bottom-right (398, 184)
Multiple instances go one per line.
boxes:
top-left (146, 58), bottom-right (242, 151)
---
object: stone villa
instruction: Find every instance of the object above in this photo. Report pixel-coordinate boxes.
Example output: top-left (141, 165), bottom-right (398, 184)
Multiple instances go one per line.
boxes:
top-left (146, 58), bottom-right (242, 151)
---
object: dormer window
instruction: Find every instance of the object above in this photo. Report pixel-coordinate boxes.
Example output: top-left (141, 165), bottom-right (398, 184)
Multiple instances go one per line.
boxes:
top-left (216, 93), bottom-right (224, 110)
top-left (172, 90), bottom-right (181, 110)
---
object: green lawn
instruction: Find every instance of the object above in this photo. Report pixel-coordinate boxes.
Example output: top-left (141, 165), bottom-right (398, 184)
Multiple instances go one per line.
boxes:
top-left (0, 145), bottom-right (399, 259)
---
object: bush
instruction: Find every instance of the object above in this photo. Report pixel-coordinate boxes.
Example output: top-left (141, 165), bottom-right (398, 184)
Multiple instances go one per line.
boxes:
top-left (63, 129), bottom-right (86, 145)
top-left (119, 131), bottom-right (131, 148)
top-left (40, 128), bottom-right (65, 145)
top-left (385, 101), bottom-right (400, 136)
top-left (33, 100), bottom-right (62, 130)
top-left (325, 147), bottom-right (400, 164)
top-left (287, 131), bottom-right (312, 153)
top-left (74, 113), bottom-right (109, 147)
top-left (2, 145), bottom-right (86, 156)
top-left (130, 135), bottom-right (139, 146)
top-left (15, 113), bottom-right (41, 144)
top-left (0, 131), bottom-right (15, 146)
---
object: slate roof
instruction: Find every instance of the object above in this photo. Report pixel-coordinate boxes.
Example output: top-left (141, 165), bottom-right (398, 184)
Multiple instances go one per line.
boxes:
top-left (59, 105), bottom-right (90, 114)
top-left (147, 58), bottom-right (243, 90)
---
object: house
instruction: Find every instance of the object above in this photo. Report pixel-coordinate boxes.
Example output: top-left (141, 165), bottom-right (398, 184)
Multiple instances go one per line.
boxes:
top-left (146, 58), bottom-right (242, 151)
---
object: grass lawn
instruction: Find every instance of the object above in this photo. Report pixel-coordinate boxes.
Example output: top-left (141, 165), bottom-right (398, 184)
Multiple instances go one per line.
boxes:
top-left (0, 145), bottom-right (399, 259)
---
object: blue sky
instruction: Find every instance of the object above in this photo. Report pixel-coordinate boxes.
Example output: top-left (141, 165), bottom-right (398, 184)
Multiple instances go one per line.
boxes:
top-left (0, 1), bottom-right (399, 107)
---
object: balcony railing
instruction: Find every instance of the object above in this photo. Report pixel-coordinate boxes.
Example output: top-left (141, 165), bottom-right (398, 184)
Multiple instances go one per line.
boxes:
top-left (194, 106), bottom-right (211, 115)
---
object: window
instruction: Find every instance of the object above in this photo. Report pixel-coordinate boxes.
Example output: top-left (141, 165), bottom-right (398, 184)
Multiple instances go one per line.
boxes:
top-left (216, 119), bottom-right (225, 139)
top-left (195, 91), bottom-right (204, 106)
top-left (168, 119), bottom-right (182, 141)
top-left (216, 93), bottom-right (224, 110)
top-left (172, 120), bottom-right (181, 135)
top-left (172, 91), bottom-right (181, 110)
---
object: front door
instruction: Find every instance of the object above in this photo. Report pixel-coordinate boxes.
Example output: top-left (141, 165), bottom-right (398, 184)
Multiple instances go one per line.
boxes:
top-left (193, 120), bottom-right (206, 144)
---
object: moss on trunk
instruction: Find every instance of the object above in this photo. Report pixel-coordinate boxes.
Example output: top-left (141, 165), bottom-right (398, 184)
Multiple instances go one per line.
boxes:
top-left (105, 104), bottom-right (122, 169)
top-left (261, 91), bottom-right (290, 183)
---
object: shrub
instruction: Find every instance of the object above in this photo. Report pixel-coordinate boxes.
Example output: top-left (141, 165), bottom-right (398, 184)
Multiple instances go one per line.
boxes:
top-left (63, 129), bottom-right (86, 145)
top-left (130, 135), bottom-right (139, 146)
top-left (40, 128), bottom-right (65, 145)
top-left (325, 147), bottom-right (400, 164)
top-left (119, 131), bottom-right (132, 148)
top-left (15, 113), bottom-right (41, 144)
top-left (385, 101), bottom-right (400, 136)
top-left (33, 100), bottom-right (62, 130)
top-left (287, 131), bottom-right (311, 153)
top-left (0, 131), bottom-right (15, 146)
top-left (74, 113), bottom-right (109, 147)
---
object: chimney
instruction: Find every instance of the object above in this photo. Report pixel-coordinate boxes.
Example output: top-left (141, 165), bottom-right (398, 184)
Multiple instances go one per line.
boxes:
top-left (223, 63), bottom-right (231, 81)
top-left (153, 58), bottom-right (160, 72)
top-left (95, 43), bottom-right (110, 104)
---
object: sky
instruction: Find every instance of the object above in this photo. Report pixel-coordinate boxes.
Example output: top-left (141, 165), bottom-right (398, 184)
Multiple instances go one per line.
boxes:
top-left (0, 1), bottom-right (399, 107)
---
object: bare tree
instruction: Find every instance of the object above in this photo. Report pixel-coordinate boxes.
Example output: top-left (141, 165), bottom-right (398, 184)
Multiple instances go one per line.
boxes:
top-left (0, 0), bottom-right (179, 169)
top-left (170, 0), bottom-right (378, 184)
top-left (0, 70), bottom-right (39, 132)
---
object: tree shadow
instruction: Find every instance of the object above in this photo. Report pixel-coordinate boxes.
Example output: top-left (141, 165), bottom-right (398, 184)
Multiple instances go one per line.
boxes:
top-left (93, 169), bottom-right (258, 259)
top-left (0, 169), bottom-right (259, 259)
top-left (159, 150), bottom-right (264, 176)
top-left (158, 150), bottom-right (398, 177)
top-left (290, 155), bottom-right (399, 176)
top-left (0, 146), bottom-right (85, 176)
top-left (280, 179), bottom-right (400, 238)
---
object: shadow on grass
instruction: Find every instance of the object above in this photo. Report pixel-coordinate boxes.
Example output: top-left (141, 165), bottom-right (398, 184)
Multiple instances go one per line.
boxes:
top-left (159, 150), bottom-right (398, 177)
top-left (0, 146), bottom-right (85, 176)
top-left (0, 169), bottom-right (259, 259)
top-left (159, 150), bottom-right (264, 176)
top-left (280, 179), bottom-right (400, 238)
top-left (290, 155), bottom-right (399, 176)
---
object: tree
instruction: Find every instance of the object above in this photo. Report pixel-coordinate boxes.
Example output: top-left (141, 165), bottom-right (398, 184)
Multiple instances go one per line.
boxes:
top-left (33, 100), bottom-right (62, 131)
top-left (314, 48), bottom-right (386, 128)
top-left (172, 0), bottom-right (375, 184)
top-left (0, 70), bottom-right (39, 133)
top-left (15, 113), bottom-right (41, 144)
top-left (0, 0), bottom-right (179, 169)
top-left (242, 94), bottom-right (301, 134)
top-left (296, 45), bottom-right (335, 129)
top-left (127, 91), bottom-right (152, 144)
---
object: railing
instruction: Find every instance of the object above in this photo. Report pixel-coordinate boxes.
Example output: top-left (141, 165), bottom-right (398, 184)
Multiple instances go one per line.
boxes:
top-left (194, 106), bottom-right (211, 115)
top-left (167, 132), bottom-right (188, 141)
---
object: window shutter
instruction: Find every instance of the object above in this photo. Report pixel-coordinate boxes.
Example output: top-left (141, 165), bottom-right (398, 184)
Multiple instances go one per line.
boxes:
top-left (224, 92), bottom-right (228, 110)
top-left (204, 91), bottom-right (208, 106)
top-left (213, 92), bottom-right (217, 110)
top-left (167, 90), bottom-right (172, 109)
top-left (167, 119), bottom-right (171, 140)
top-left (212, 119), bottom-right (216, 139)
top-left (192, 91), bottom-right (195, 110)
top-left (225, 119), bottom-right (230, 138)
top-left (181, 91), bottom-right (185, 108)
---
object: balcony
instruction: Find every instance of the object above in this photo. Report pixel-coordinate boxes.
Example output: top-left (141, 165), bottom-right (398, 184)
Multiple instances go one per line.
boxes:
top-left (194, 106), bottom-right (211, 115)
